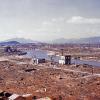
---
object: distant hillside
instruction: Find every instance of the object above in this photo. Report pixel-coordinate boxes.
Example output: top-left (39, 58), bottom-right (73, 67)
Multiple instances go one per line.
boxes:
top-left (0, 41), bottom-right (20, 46)
top-left (6, 38), bottom-right (40, 43)
top-left (52, 38), bottom-right (73, 44)
top-left (77, 37), bottom-right (100, 44)
top-left (52, 36), bottom-right (100, 44)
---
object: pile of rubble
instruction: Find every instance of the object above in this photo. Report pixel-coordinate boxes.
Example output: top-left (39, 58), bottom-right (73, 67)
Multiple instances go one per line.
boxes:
top-left (0, 90), bottom-right (53, 100)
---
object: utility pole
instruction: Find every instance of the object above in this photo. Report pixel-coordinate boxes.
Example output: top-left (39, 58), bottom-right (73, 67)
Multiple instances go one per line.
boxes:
top-left (92, 66), bottom-right (94, 75)
top-left (61, 49), bottom-right (64, 56)
top-left (48, 52), bottom-right (55, 65)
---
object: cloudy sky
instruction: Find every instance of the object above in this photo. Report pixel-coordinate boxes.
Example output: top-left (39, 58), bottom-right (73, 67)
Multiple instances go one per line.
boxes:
top-left (0, 0), bottom-right (100, 41)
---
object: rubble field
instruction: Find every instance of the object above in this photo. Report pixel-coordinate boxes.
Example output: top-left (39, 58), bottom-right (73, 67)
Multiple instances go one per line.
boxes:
top-left (0, 56), bottom-right (100, 100)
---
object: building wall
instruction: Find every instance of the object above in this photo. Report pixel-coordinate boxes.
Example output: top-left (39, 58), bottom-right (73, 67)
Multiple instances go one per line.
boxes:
top-left (59, 59), bottom-right (65, 65)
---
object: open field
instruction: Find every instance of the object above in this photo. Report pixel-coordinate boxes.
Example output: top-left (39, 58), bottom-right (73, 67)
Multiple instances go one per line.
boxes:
top-left (0, 54), bottom-right (99, 100)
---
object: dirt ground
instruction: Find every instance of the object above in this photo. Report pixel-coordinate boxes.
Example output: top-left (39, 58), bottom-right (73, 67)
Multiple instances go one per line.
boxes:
top-left (0, 56), bottom-right (100, 100)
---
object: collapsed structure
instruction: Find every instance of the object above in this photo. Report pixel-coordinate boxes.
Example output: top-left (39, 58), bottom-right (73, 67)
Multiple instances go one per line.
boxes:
top-left (32, 58), bottom-right (46, 64)
top-left (4, 46), bottom-right (27, 55)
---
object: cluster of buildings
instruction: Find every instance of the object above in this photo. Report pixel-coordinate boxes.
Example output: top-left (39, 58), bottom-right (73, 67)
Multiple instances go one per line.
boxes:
top-left (31, 55), bottom-right (71, 65)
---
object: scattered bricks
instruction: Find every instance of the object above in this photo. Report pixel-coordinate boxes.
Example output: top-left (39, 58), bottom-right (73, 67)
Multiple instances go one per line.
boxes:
top-left (37, 97), bottom-right (52, 100)
top-left (76, 65), bottom-right (80, 68)
top-left (97, 82), bottom-right (100, 85)
top-left (32, 96), bottom-right (37, 100)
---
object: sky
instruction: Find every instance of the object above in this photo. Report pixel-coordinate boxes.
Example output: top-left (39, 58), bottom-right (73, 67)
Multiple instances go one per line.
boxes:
top-left (0, 0), bottom-right (100, 41)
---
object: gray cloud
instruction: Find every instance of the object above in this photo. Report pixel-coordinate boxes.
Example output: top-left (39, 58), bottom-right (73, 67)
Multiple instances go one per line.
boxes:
top-left (67, 16), bottom-right (100, 24)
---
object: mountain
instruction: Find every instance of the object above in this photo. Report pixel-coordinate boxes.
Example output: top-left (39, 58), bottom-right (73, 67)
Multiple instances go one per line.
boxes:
top-left (6, 38), bottom-right (40, 43)
top-left (52, 36), bottom-right (100, 44)
top-left (0, 41), bottom-right (20, 46)
top-left (78, 37), bottom-right (100, 44)
top-left (52, 38), bottom-right (72, 44)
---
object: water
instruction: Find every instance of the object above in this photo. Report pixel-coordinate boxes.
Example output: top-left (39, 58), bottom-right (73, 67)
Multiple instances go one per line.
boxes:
top-left (25, 49), bottom-right (59, 62)
top-left (26, 49), bottom-right (48, 59)
top-left (25, 49), bottom-right (100, 67)
top-left (71, 59), bottom-right (100, 67)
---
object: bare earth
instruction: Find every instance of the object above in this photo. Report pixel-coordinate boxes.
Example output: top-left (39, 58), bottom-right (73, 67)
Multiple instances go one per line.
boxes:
top-left (0, 56), bottom-right (100, 100)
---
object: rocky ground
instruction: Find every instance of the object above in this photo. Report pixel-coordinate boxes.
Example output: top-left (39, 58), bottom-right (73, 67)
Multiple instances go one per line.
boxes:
top-left (0, 56), bottom-right (100, 100)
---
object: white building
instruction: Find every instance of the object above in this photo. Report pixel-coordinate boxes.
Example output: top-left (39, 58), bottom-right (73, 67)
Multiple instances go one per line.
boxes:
top-left (59, 55), bottom-right (71, 65)
top-left (59, 56), bottom-right (65, 65)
